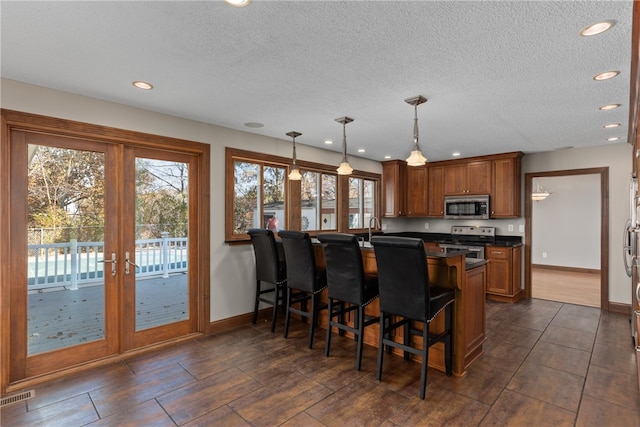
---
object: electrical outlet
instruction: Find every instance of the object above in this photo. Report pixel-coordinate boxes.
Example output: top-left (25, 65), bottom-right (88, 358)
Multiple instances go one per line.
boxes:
top-left (424, 222), bottom-right (429, 230)
top-left (381, 223), bottom-right (387, 231)
top-left (542, 252), bottom-right (547, 258)
top-left (519, 224), bottom-right (525, 232)
top-left (508, 224), bottom-right (514, 232)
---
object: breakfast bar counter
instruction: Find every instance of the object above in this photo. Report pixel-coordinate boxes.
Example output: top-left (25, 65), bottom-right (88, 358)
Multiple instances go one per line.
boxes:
top-left (312, 245), bottom-right (486, 377)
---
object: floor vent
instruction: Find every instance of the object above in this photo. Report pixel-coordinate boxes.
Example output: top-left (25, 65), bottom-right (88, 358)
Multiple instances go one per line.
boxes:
top-left (0, 390), bottom-right (35, 408)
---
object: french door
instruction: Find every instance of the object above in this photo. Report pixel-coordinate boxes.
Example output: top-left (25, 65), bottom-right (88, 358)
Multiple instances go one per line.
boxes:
top-left (6, 122), bottom-right (207, 384)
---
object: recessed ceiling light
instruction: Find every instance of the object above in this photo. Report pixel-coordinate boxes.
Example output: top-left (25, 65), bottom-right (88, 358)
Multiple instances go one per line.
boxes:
top-left (132, 81), bottom-right (153, 90)
top-left (579, 20), bottom-right (615, 37)
top-left (452, 152), bottom-right (461, 157)
top-left (244, 122), bottom-right (264, 128)
top-left (604, 123), bottom-right (621, 128)
top-left (607, 137), bottom-right (620, 142)
top-left (599, 104), bottom-right (621, 110)
top-left (324, 140), bottom-right (333, 145)
top-left (384, 155), bottom-right (391, 159)
top-left (225, 0), bottom-right (250, 7)
top-left (593, 71), bottom-right (620, 81)
top-left (357, 148), bottom-right (365, 153)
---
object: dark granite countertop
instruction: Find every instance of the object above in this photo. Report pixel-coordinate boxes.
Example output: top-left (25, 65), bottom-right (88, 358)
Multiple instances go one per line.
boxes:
top-left (312, 238), bottom-right (472, 259)
top-left (379, 231), bottom-right (522, 248)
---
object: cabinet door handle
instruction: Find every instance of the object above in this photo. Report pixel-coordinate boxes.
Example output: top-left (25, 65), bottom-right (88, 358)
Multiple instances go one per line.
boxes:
top-left (492, 251), bottom-right (504, 255)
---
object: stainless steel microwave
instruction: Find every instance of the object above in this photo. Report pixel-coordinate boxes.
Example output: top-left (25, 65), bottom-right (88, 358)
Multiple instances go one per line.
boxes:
top-left (444, 195), bottom-right (490, 220)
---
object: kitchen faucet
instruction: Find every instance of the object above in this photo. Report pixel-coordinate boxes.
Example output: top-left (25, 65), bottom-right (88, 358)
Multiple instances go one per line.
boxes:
top-left (368, 217), bottom-right (380, 242)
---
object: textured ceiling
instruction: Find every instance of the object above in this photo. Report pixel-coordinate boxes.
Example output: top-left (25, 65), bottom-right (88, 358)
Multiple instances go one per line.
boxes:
top-left (0, 1), bottom-right (634, 162)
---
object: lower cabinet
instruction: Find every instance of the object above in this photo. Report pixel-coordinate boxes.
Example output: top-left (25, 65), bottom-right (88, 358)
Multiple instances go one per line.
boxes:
top-left (462, 264), bottom-right (487, 362)
top-left (486, 245), bottom-right (522, 302)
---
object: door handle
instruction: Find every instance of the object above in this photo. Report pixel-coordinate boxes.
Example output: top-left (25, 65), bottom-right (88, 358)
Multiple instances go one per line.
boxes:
top-left (99, 253), bottom-right (117, 276)
top-left (125, 251), bottom-right (139, 275)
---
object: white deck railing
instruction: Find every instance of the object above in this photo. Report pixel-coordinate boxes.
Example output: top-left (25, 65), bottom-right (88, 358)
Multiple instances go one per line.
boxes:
top-left (28, 234), bottom-right (188, 291)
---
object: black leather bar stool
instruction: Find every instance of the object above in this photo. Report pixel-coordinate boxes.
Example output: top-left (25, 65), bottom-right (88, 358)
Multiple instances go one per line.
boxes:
top-left (248, 228), bottom-right (287, 332)
top-left (278, 230), bottom-right (328, 348)
top-left (317, 233), bottom-right (379, 371)
top-left (371, 235), bottom-right (455, 399)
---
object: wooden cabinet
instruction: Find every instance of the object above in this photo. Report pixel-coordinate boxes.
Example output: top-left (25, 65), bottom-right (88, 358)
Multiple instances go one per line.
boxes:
top-left (423, 241), bottom-right (440, 252)
top-left (486, 245), bottom-right (522, 302)
top-left (443, 160), bottom-right (490, 195)
top-left (427, 165), bottom-right (444, 216)
top-left (382, 160), bottom-right (406, 217)
top-left (491, 153), bottom-right (523, 218)
top-left (406, 165), bottom-right (428, 216)
top-left (463, 264), bottom-right (487, 359)
top-left (382, 152), bottom-right (522, 219)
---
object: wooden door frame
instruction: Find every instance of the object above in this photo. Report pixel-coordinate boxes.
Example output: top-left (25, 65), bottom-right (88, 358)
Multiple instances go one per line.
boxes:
top-left (0, 109), bottom-right (210, 393)
top-left (524, 167), bottom-right (609, 310)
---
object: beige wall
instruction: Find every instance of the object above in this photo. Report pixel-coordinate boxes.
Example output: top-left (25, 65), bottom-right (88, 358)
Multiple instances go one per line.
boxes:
top-left (1, 78), bottom-right (382, 322)
top-left (2, 78), bottom-right (633, 313)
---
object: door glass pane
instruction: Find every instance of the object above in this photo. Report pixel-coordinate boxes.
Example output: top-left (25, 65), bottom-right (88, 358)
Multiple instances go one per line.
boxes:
top-left (263, 166), bottom-right (286, 231)
top-left (27, 145), bottom-right (105, 355)
top-left (135, 158), bottom-right (189, 331)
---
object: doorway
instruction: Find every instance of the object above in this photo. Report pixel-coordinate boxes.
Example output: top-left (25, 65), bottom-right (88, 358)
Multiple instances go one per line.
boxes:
top-left (1, 111), bottom-right (210, 389)
top-left (524, 168), bottom-right (609, 310)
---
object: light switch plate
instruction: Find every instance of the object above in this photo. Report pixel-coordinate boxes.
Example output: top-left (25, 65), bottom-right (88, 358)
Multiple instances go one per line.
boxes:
top-left (519, 224), bottom-right (525, 232)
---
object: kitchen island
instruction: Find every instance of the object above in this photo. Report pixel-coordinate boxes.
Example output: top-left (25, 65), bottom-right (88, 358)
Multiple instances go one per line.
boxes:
top-left (312, 244), bottom-right (486, 377)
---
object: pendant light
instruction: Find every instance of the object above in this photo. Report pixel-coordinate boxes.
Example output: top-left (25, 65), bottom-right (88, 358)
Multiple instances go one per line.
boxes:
top-left (287, 131), bottom-right (302, 181)
top-left (405, 95), bottom-right (428, 166)
top-left (335, 116), bottom-right (354, 175)
top-left (532, 180), bottom-right (551, 201)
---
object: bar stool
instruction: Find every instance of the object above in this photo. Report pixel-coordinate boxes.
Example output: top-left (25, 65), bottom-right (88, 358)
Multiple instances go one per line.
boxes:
top-left (247, 228), bottom-right (287, 332)
top-left (278, 230), bottom-right (328, 348)
top-left (317, 233), bottom-right (379, 371)
top-left (371, 235), bottom-right (455, 399)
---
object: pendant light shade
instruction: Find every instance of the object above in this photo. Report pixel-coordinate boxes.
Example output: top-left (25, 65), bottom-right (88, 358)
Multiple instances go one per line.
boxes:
top-left (335, 116), bottom-right (354, 175)
top-left (405, 95), bottom-right (428, 166)
top-left (287, 131), bottom-right (302, 181)
top-left (532, 180), bottom-right (551, 201)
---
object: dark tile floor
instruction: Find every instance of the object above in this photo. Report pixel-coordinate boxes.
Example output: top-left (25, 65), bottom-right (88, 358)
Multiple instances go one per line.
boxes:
top-left (2, 299), bottom-right (639, 426)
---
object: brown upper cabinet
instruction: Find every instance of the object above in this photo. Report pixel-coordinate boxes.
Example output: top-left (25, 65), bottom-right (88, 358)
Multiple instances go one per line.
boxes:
top-left (490, 153), bottom-right (523, 218)
top-left (443, 160), bottom-right (491, 195)
top-left (382, 152), bottom-right (523, 218)
top-left (382, 160), bottom-right (406, 217)
top-left (427, 165), bottom-right (444, 216)
top-left (406, 165), bottom-right (428, 217)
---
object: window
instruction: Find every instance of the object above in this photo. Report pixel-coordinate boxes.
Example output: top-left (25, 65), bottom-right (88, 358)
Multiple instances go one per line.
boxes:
top-left (301, 170), bottom-right (337, 232)
top-left (348, 177), bottom-right (376, 230)
top-left (227, 150), bottom-right (287, 241)
top-left (225, 147), bottom-right (379, 242)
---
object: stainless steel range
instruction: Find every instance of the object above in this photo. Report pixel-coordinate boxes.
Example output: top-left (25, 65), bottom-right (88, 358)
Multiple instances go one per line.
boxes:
top-left (438, 226), bottom-right (496, 259)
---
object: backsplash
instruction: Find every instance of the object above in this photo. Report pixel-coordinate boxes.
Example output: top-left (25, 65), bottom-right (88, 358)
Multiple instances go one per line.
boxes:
top-left (381, 217), bottom-right (526, 237)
